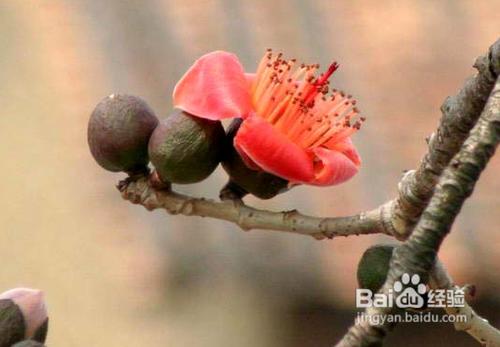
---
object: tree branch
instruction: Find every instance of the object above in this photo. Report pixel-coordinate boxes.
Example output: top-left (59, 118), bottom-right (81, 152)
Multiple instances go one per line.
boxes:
top-left (118, 40), bottom-right (499, 242)
top-left (388, 38), bottom-right (500, 239)
top-left (117, 175), bottom-right (387, 239)
top-left (335, 75), bottom-right (500, 347)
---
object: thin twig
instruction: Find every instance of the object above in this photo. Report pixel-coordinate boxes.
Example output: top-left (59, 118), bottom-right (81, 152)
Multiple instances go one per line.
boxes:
top-left (430, 261), bottom-right (500, 347)
top-left (118, 176), bottom-right (387, 239)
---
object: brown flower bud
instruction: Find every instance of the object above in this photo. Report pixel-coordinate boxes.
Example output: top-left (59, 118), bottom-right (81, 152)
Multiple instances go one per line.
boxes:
top-left (88, 94), bottom-right (159, 173)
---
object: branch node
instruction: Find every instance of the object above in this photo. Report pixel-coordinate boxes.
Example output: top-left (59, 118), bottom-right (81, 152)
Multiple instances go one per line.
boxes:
top-left (150, 171), bottom-right (171, 191)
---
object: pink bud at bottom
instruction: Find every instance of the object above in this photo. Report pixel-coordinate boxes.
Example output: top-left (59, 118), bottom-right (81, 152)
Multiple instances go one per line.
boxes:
top-left (0, 288), bottom-right (48, 340)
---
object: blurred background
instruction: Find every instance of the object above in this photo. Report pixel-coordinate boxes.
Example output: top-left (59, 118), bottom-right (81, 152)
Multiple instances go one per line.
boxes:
top-left (0, 1), bottom-right (498, 346)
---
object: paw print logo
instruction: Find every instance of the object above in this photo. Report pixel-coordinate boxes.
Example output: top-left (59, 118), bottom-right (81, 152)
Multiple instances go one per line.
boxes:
top-left (394, 273), bottom-right (427, 309)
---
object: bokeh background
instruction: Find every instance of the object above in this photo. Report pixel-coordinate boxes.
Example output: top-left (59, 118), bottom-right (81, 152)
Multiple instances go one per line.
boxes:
top-left (0, 1), bottom-right (498, 346)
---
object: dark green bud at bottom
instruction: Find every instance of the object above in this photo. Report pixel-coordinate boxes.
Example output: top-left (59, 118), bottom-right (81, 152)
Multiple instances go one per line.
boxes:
top-left (32, 319), bottom-right (48, 344)
top-left (12, 341), bottom-right (46, 347)
top-left (221, 119), bottom-right (289, 200)
top-left (0, 299), bottom-right (24, 347)
top-left (88, 94), bottom-right (159, 173)
top-left (0, 298), bottom-right (48, 347)
top-left (149, 110), bottom-right (225, 184)
top-left (357, 244), bottom-right (395, 293)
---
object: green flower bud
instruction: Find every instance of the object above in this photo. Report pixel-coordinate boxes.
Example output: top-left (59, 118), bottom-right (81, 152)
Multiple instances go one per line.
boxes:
top-left (88, 94), bottom-right (159, 173)
top-left (0, 299), bottom-right (24, 347)
top-left (221, 119), bottom-right (289, 200)
top-left (11, 341), bottom-right (46, 347)
top-left (149, 110), bottom-right (225, 184)
top-left (357, 244), bottom-right (395, 293)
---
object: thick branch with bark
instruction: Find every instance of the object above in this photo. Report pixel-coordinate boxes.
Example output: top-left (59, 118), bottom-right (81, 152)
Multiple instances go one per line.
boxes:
top-left (335, 76), bottom-right (500, 347)
top-left (389, 39), bottom-right (500, 239)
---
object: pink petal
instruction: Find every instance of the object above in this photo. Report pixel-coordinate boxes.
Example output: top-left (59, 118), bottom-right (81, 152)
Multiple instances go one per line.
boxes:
top-left (173, 51), bottom-right (253, 120)
top-left (327, 137), bottom-right (361, 167)
top-left (234, 138), bottom-right (261, 171)
top-left (234, 115), bottom-right (314, 183)
top-left (311, 144), bottom-right (360, 186)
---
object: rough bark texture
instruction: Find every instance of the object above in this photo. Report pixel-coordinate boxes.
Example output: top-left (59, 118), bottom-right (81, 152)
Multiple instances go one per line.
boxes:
top-left (335, 76), bottom-right (500, 347)
top-left (389, 39), bottom-right (500, 239)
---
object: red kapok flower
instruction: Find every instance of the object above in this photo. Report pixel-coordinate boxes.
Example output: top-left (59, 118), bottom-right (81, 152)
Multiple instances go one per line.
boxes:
top-left (173, 50), bottom-right (364, 186)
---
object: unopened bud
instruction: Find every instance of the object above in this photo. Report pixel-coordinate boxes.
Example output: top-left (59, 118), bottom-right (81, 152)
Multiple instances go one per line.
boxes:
top-left (221, 119), bottom-right (289, 199)
top-left (149, 109), bottom-right (225, 184)
top-left (0, 288), bottom-right (48, 346)
top-left (0, 298), bottom-right (24, 347)
top-left (88, 94), bottom-right (159, 174)
top-left (357, 245), bottom-right (395, 293)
